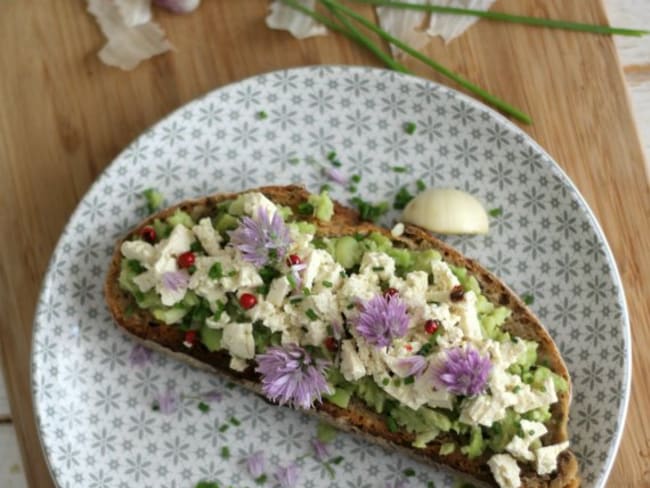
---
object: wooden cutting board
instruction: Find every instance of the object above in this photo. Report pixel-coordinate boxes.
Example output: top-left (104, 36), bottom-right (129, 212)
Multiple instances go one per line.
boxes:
top-left (0, 0), bottom-right (648, 485)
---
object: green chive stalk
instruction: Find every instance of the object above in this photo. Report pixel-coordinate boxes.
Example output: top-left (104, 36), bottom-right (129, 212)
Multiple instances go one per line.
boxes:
top-left (350, 0), bottom-right (650, 37)
top-left (321, 0), bottom-right (532, 123)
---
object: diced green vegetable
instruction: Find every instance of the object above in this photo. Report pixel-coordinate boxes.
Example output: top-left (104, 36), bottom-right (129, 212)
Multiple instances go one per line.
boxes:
top-left (334, 236), bottom-right (363, 269)
top-left (355, 377), bottom-right (388, 414)
top-left (412, 429), bottom-right (440, 448)
top-left (460, 426), bottom-right (485, 459)
top-left (278, 205), bottom-right (293, 220)
top-left (136, 290), bottom-right (162, 309)
top-left (167, 209), bottom-right (194, 228)
top-left (412, 249), bottom-right (442, 271)
top-left (152, 307), bottom-right (188, 324)
top-left (316, 421), bottom-right (339, 443)
top-left (214, 213), bottom-right (239, 232)
top-left (324, 387), bottom-right (353, 408)
top-left (439, 443), bottom-right (455, 455)
top-left (143, 188), bottom-right (164, 213)
top-left (486, 409), bottom-right (519, 452)
top-left (308, 191), bottom-right (334, 222)
top-left (200, 326), bottom-right (223, 352)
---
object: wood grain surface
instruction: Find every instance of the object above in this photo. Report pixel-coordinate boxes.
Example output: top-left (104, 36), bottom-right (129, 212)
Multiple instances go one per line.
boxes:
top-left (0, 0), bottom-right (648, 486)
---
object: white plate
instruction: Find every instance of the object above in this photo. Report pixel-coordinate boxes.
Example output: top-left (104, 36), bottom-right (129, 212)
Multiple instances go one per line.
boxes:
top-left (32, 66), bottom-right (630, 488)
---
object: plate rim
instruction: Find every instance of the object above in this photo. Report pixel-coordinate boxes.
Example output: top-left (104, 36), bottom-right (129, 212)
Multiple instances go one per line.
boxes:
top-left (30, 64), bottom-right (632, 488)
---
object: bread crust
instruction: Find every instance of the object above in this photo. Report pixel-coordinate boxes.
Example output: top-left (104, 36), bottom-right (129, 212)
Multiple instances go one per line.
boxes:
top-left (104, 185), bottom-right (580, 487)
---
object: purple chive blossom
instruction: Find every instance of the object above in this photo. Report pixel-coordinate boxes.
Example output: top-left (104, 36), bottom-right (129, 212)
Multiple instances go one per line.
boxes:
top-left (356, 293), bottom-right (409, 348)
top-left (229, 207), bottom-right (291, 267)
top-left (129, 344), bottom-right (152, 367)
top-left (161, 270), bottom-right (189, 291)
top-left (324, 167), bottom-right (348, 186)
top-left (153, 390), bottom-right (180, 414)
top-left (255, 344), bottom-right (331, 409)
top-left (396, 355), bottom-right (428, 378)
top-left (289, 261), bottom-right (307, 290)
top-left (275, 463), bottom-right (300, 488)
top-left (245, 451), bottom-right (265, 478)
top-left (434, 346), bottom-right (492, 396)
top-left (311, 438), bottom-right (330, 461)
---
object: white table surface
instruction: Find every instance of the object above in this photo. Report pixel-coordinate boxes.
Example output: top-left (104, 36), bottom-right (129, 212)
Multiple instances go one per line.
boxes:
top-left (1, 2), bottom-right (648, 485)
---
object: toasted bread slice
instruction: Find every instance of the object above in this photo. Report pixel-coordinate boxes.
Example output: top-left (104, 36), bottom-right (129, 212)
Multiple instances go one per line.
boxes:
top-left (105, 185), bottom-right (580, 487)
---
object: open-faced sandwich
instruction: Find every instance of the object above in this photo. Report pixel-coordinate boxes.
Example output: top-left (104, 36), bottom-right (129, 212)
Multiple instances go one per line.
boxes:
top-left (105, 185), bottom-right (580, 487)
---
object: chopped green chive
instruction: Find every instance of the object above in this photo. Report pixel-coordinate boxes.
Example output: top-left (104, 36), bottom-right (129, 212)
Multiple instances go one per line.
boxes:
top-left (297, 202), bottom-right (315, 215)
top-left (229, 416), bottom-right (241, 426)
top-left (255, 474), bottom-right (268, 485)
top-left (403, 468), bottom-right (416, 477)
top-left (427, 482), bottom-right (436, 488)
top-left (348, 184), bottom-right (358, 193)
top-left (227, 270), bottom-right (237, 277)
top-left (289, 296), bottom-right (303, 304)
top-left (322, 280), bottom-right (333, 288)
top-left (327, 151), bottom-right (337, 161)
top-left (404, 376), bottom-right (415, 385)
top-left (257, 110), bottom-right (268, 120)
top-left (404, 122), bottom-right (416, 134)
top-left (392, 165), bottom-right (408, 173)
top-left (218, 424), bottom-right (229, 432)
top-left (330, 455), bottom-right (344, 465)
top-left (198, 401), bottom-right (210, 413)
top-left (382, 377), bottom-right (390, 386)
top-left (522, 294), bottom-right (535, 305)
top-left (351, 174), bottom-right (362, 183)
top-left (392, 378), bottom-right (402, 387)
top-left (188, 265), bottom-right (197, 274)
top-left (208, 262), bottom-right (223, 279)
top-left (196, 482), bottom-right (221, 488)
top-left (127, 259), bottom-right (145, 274)
top-left (350, 197), bottom-right (389, 222)
top-left (287, 273), bottom-right (298, 289)
top-left (386, 416), bottom-right (398, 432)
top-left (489, 207), bottom-right (503, 217)
top-left (320, 183), bottom-right (332, 193)
top-left (288, 157), bottom-right (300, 165)
top-left (220, 446), bottom-right (230, 459)
top-left (303, 287), bottom-right (311, 296)
top-left (416, 179), bottom-right (426, 192)
top-left (306, 308), bottom-right (319, 320)
top-left (372, 266), bottom-right (385, 272)
top-left (190, 241), bottom-right (204, 253)
top-left (394, 186), bottom-right (414, 210)
top-left (142, 188), bottom-right (164, 214)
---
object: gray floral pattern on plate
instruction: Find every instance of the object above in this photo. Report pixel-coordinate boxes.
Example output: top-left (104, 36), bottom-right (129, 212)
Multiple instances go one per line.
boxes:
top-left (32, 66), bottom-right (630, 488)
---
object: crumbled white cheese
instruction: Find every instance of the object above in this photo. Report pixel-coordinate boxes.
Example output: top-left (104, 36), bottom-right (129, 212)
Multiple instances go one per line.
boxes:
top-left (309, 291), bottom-right (339, 322)
top-left (188, 256), bottom-right (228, 303)
top-left (340, 340), bottom-right (367, 381)
top-left (121, 240), bottom-right (156, 265)
top-left (303, 320), bottom-right (328, 346)
top-left (240, 192), bottom-right (278, 217)
top-left (505, 420), bottom-right (547, 462)
top-left (428, 260), bottom-right (460, 302)
top-left (302, 249), bottom-right (334, 289)
top-left (339, 273), bottom-right (380, 305)
top-left (487, 454), bottom-right (521, 488)
top-left (267, 277), bottom-right (291, 307)
top-left (390, 222), bottom-right (405, 237)
top-left (356, 339), bottom-right (388, 376)
top-left (229, 357), bottom-right (249, 372)
top-left (453, 290), bottom-right (483, 341)
top-left (360, 252), bottom-right (396, 281)
top-left (205, 312), bottom-right (230, 330)
top-left (379, 369), bottom-right (453, 411)
top-left (459, 394), bottom-right (508, 427)
top-left (132, 270), bottom-right (156, 292)
top-left (535, 441), bottom-right (570, 475)
top-left (312, 260), bottom-right (345, 293)
top-left (221, 322), bottom-right (255, 359)
top-left (512, 377), bottom-right (557, 414)
top-left (398, 270), bottom-right (429, 308)
top-left (192, 217), bottom-right (222, 256)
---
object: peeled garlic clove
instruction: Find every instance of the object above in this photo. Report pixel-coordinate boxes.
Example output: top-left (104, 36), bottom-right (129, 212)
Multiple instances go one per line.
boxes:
top-left (154, 0), bottom-right (201, 14)
top-left (401, 188), bottom-right (489, 235)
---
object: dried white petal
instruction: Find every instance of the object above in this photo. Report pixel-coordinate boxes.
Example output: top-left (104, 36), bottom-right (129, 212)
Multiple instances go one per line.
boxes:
top-left (266, 0), bottom-right (327, 39)
top-left (376, 0), bottom-right (430, 57)
top-left (427, 0), bottom-right (496, 43)
top-left (115, 0), bottom-right (152, 27)
top-left (87, 0), bottom-right (173, 71)
top-left (154, 0), bottom-right (201, 14)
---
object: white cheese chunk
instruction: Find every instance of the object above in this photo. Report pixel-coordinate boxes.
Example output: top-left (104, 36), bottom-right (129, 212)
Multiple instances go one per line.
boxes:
top-left (356, 339), bottom-right (388, 376)
top-left (340, 340), bottom-right (366, 381)
top-left (309, 291), bottom-right (339, 321)
top-left (303, 320), bottom-right (328, 346)
top-left (453, 290), bottom-right (483, 341)
top-left (535, 441), bottom-right (570, 475)
top-left (459, 395), bottom-right (508, 427)
top-left (360, 252), bottom-right (396, 281)
top-left (156, 224), bottom-right (194, 260)
top-left (192, 217), bottom-right (222, 256)
top-left (487, 454), bottom-right (521, 488)
top-left (205, 311), bottom-right (231, 330)
top-left (313, 260), bottom-right (345, 293)
top-left (513, 377), bottom-right (557, 414)
top-left (267, 277), bottom-right (291, 307)
top-left (121, 240), bottom-right (156, 265)
top-left (302, 249), bottom-right (335, 290)
top-left (132, 270), bottom-right (156, 292)
top-left (221, 322), bottom-right (255, 359)
top-left (339, 273), bottom-right (380, 305)
top-left (506, 420), bottom-right (547, 462)
top-left (229, 357), bottom-right (248, 372)
top-left (399, 271), bottom-right (429, 309)
top-left (241, 191), bottom-right (278, 217)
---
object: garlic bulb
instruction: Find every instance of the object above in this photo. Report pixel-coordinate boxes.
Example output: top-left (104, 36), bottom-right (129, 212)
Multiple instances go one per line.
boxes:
top-left (401, 188), bottom-right (489, 234)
